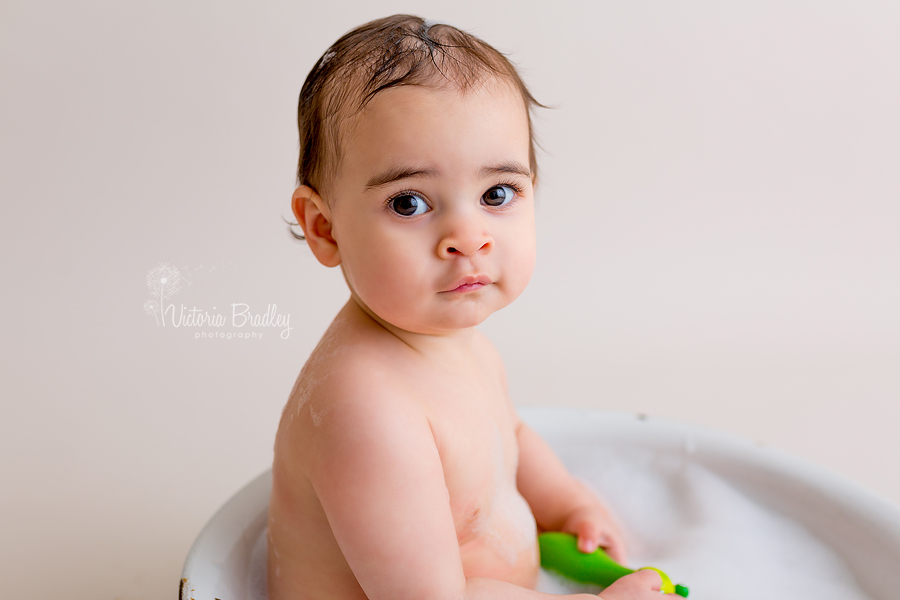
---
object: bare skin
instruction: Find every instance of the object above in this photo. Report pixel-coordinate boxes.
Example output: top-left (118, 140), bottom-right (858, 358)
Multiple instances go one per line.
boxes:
top-left (268, 82), bottom-right (661, 600)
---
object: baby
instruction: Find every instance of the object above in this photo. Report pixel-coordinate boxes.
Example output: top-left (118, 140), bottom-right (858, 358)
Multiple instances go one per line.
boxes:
top-left (269, 15), bottom-right (662, 600)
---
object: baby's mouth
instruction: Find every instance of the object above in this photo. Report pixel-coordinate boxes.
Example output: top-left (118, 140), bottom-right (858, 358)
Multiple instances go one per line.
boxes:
top-left (441, 274), bottom-right (492, 293)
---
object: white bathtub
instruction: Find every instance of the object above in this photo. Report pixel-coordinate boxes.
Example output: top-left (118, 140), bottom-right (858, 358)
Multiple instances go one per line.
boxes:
top-left (181, 408), bottom-right (900, 599)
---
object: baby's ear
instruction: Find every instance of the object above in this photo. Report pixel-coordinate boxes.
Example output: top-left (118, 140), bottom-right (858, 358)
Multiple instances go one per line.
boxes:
top-left (292, 185), bottom-right (341, 267)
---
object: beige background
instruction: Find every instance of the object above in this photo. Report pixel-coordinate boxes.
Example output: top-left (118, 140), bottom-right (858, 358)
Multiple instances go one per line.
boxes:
top-left (1, 1), bottom-right (898, 599)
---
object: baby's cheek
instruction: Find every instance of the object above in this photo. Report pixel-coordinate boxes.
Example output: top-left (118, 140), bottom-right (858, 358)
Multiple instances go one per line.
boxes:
top-left (500, 247), bottom-right (536, 302)
top-left (354, 262), bottom-right (385, 297)
top-left (353, 255), bottom-right (424, 320)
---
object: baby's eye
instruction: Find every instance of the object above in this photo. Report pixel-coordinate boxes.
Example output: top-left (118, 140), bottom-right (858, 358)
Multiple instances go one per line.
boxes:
top-left (482, 185), bottom-right (517, 208)
top-left (388, 193), bottom-right (431, 217)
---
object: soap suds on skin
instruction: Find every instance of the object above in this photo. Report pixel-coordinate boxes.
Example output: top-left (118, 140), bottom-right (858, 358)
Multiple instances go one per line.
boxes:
top-left (474, 423), bottom-right (538, 566)
top-left (267, 525), bottom-right (283, 579)
top-left (267, 526), bottom-right (281, 560)
top-left (309, 403), bottom-right (329, 428)
top-left (282, 316), bottom-right (347, 424)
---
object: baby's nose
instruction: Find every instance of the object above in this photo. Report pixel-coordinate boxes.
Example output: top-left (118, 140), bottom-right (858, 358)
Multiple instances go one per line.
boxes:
top-left (437, 217), bottom-right (493, 258)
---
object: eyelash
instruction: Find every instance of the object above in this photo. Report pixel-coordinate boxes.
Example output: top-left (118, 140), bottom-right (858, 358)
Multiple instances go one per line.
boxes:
top-left (384, 180), bottom-right (525, 214)
top-left (490, 180), bottom-right (525, 209)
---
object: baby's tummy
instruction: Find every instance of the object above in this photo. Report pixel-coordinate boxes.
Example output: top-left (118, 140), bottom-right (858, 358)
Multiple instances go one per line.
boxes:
top-left (458, 488), bottom-right (540, 588)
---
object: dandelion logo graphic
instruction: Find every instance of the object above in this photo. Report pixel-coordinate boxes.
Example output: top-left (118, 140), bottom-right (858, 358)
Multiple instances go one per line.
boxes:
top-left (146, 262), bottom-right (183, 326)
top-left (143, 299), bottom-right (160, 326)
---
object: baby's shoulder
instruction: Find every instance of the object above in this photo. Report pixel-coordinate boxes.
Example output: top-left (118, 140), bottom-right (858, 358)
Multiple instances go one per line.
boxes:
top-left (273, 352), bottom-right (436, 513)
top-left (281, 340), bottom-right (422, 438)
top-left (278, 351), bottom-right (431, 475)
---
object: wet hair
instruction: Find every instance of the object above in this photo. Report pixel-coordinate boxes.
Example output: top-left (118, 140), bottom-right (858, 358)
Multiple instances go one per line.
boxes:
top-left (287, 14), bottom-right (544, 240)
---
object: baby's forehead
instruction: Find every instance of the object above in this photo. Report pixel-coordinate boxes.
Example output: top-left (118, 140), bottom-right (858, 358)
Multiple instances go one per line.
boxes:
top-left (374, 76), bottom-right (524, 110)
top-left (337, 77), bottom-right (528, 152)
top-left (336, 82), bottom-right (529, 175)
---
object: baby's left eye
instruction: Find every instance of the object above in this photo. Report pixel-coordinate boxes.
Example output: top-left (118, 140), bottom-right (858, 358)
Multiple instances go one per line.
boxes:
top-left (482, 185), bottom-right (517, 207)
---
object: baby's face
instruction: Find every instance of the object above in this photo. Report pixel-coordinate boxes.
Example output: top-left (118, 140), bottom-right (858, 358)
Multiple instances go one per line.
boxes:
top-left (327, 80), bottom-right (536, 335)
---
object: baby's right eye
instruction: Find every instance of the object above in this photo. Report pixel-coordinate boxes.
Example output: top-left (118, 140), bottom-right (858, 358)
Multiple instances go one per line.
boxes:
top-left (388, 193), bottom-right (430, 217)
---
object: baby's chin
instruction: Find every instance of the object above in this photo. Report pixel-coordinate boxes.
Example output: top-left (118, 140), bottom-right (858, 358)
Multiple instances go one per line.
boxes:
top-left (351, 286), bottom-right (517, 335)
top-left (385, 313), bottom-right (491, 336)
top-left (371, 304), bottom-right (499, 336)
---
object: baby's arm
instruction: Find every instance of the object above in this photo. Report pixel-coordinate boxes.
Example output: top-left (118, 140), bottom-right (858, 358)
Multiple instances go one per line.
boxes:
top-left (515, 419), bottom-right (627, 562)
top-left (515, 421), bottom-right (665, 598)
top-left (307, 381), bottom-right (596, 600)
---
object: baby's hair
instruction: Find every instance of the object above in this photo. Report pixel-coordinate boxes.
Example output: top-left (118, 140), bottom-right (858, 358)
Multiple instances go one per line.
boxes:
top-left (288, 14), bottom-right (544, 241)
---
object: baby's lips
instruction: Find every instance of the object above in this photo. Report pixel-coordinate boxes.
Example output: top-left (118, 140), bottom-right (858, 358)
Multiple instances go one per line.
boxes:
top-left (441, 273), bottom-right (491, 292)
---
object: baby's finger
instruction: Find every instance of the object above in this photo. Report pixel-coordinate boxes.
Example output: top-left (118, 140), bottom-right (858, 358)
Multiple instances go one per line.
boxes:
top-left (574, 522), bottom-right (603, 553)
top-left (634, 568), bottom-right (663, 592)
top-left (599, 532), bottom-right (627, 564)
top-left (594, 570), bottom-right (661, 599)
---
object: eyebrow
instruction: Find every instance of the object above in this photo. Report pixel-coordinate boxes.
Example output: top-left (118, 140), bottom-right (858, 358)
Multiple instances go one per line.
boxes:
top-left (365, 167), bottom-right (437, 190)
top-left (479, 161), bottom-right (532, 180)
top-left (364, 161), bottom-right (532, 191)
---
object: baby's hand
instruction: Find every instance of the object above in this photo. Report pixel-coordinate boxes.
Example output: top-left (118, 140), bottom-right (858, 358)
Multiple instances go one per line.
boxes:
top-left (561, 502), bottom-right (627, 564)
top-left (597, 570), bottom-right (662, 600)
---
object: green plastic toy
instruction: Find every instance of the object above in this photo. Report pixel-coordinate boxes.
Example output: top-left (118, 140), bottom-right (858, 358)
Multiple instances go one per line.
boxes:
top-left (538, 532), bottom-right (689, 597)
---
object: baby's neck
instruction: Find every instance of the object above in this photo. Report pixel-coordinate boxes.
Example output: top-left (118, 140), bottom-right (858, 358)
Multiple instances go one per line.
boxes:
top-left (342, 296), bottom-right (480, 364)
